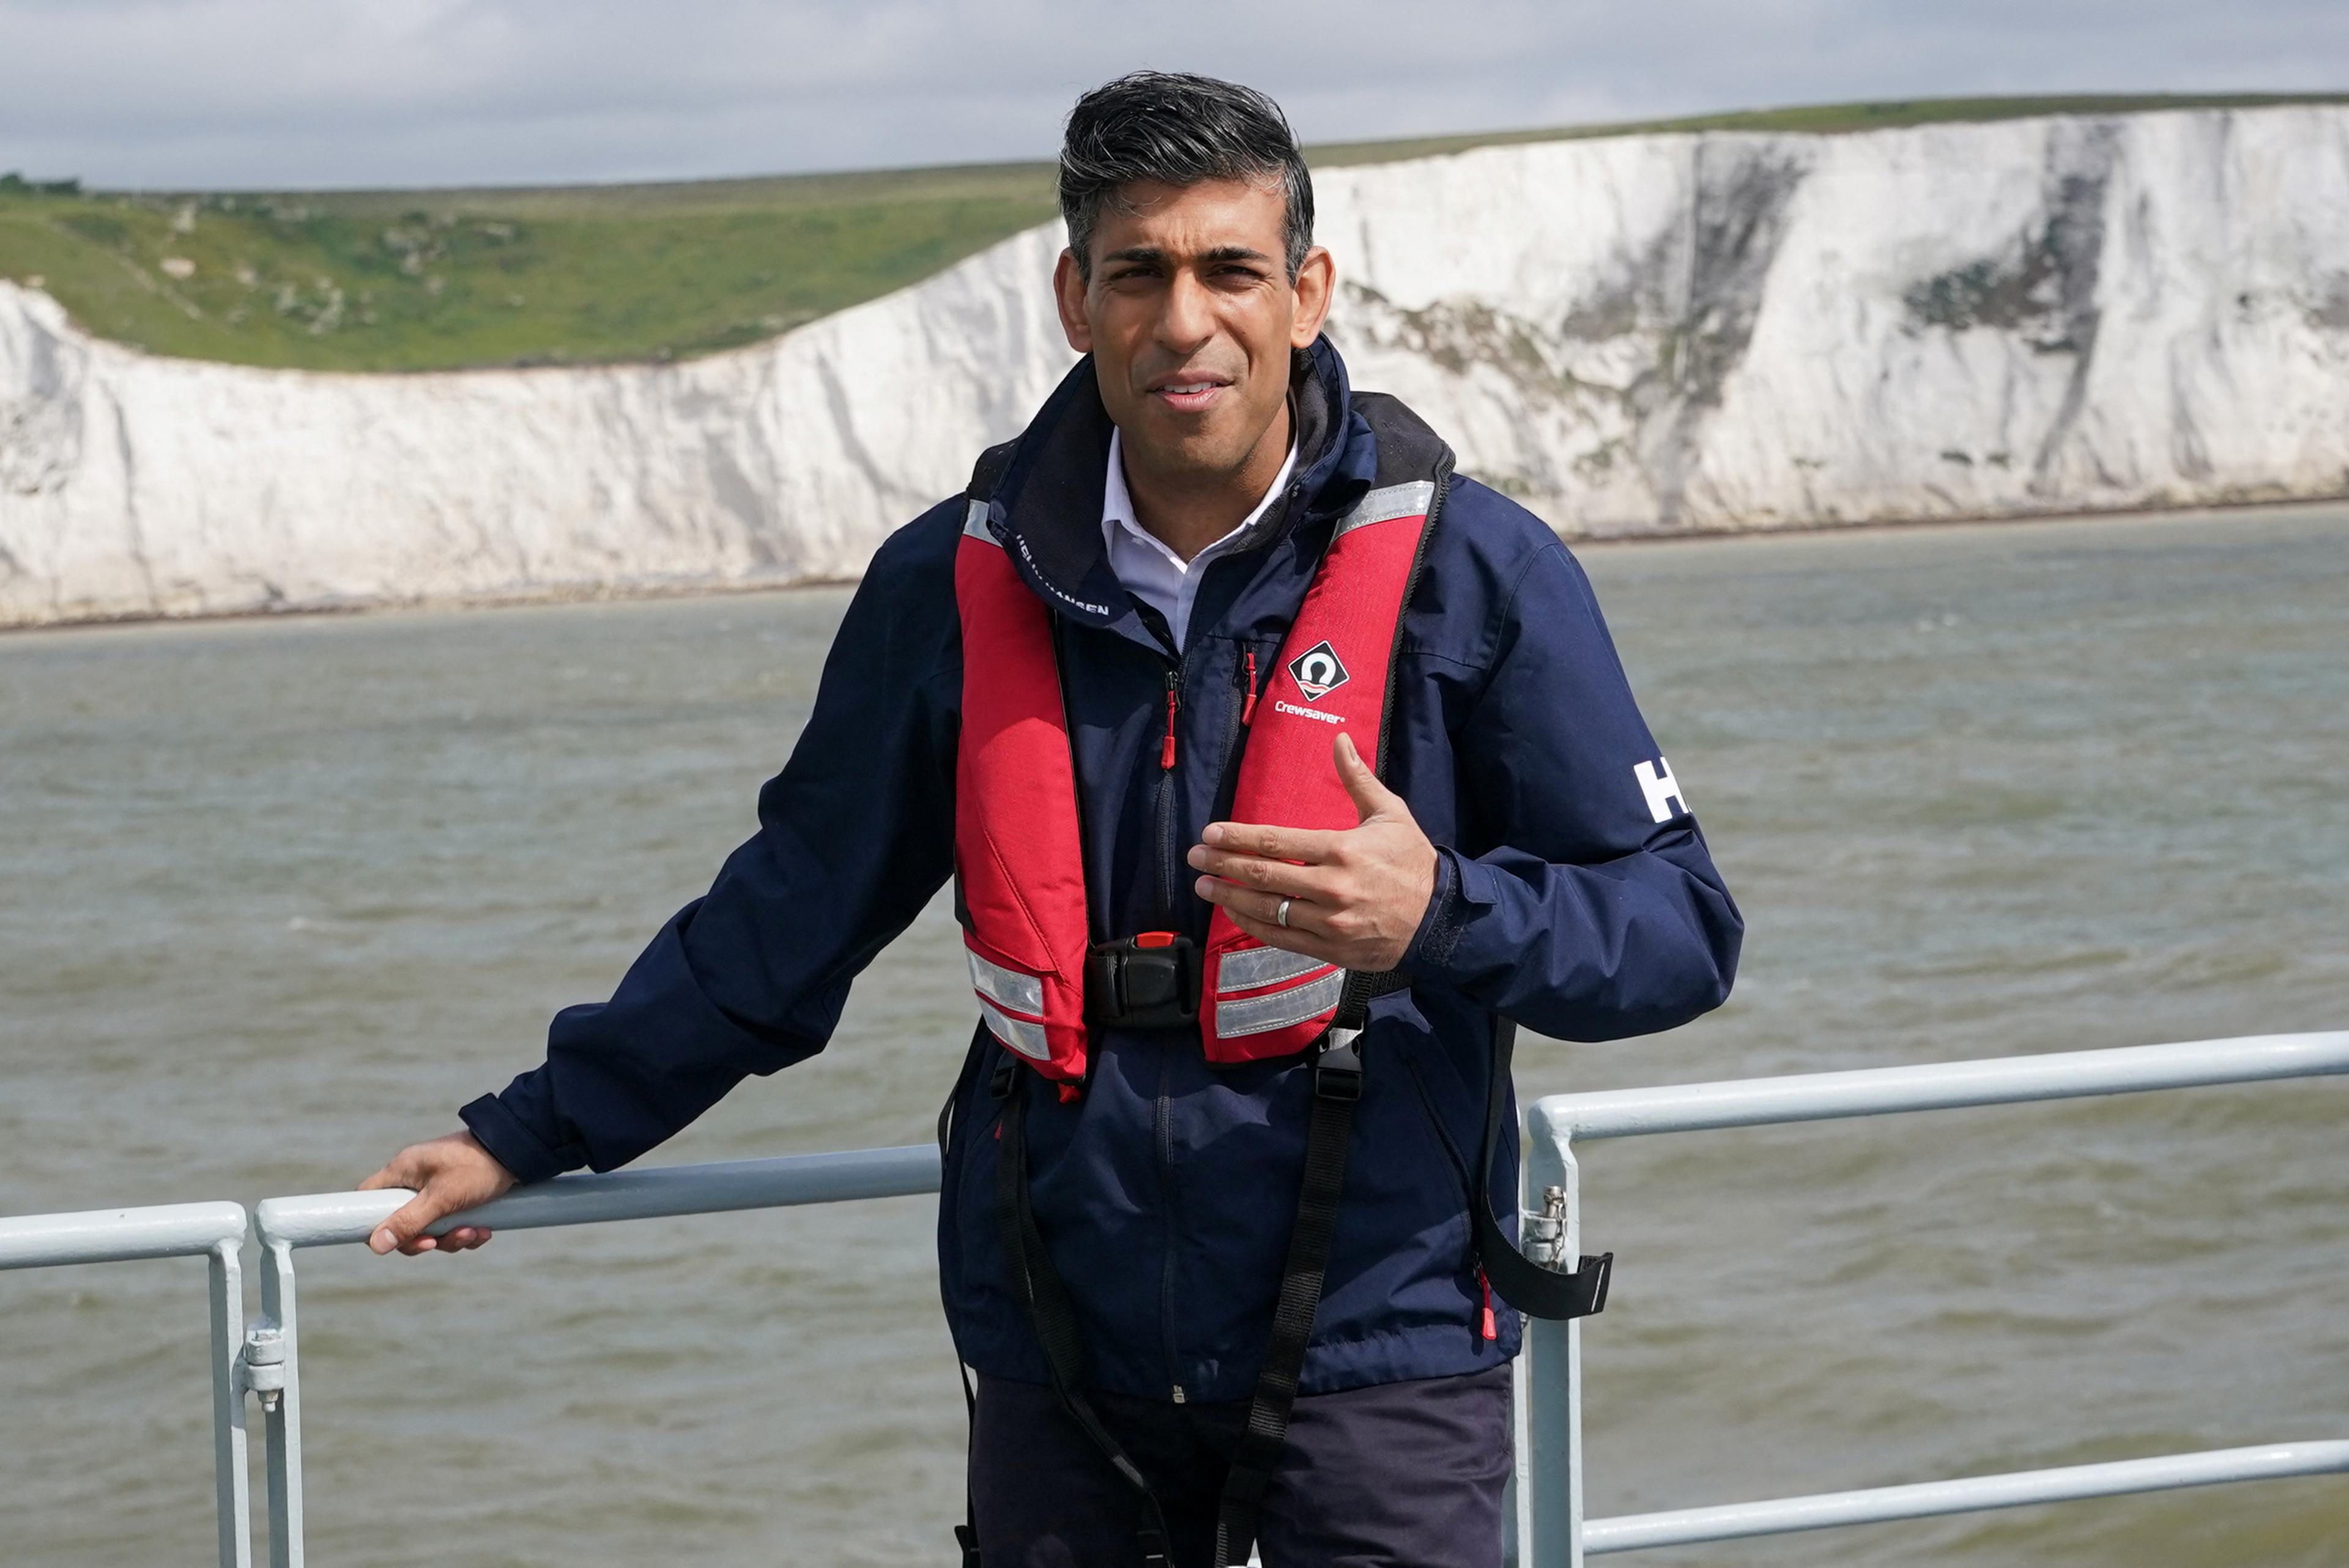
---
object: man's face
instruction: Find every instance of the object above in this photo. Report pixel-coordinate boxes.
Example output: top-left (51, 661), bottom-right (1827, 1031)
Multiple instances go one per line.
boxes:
top-left (1054, 177), bottom-right (1333, 482)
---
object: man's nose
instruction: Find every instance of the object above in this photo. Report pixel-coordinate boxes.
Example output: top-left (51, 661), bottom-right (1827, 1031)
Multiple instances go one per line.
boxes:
top-left (1153, 270), bottom-right (1217, 355)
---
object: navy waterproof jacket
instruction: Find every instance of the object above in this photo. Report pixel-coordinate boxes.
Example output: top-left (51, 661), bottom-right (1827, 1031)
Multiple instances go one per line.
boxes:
top-left (461, 339), bottom-right (1742, 1403)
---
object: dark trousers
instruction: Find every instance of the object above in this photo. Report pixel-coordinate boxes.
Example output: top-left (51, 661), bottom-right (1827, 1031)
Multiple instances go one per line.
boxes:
top-left (969, 1364), bottom-right (1512, 1568)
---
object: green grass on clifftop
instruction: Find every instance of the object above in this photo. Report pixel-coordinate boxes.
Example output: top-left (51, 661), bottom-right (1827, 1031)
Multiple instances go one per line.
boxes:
top-left (5, 92), bottom-right (2343, 374)
top-left (0, 163), bottom-right (1058, 373)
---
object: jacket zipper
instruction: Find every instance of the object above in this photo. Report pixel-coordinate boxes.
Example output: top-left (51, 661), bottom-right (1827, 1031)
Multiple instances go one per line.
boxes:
top-left (1160, 667), bottom-right (1180, 770)
top-left (1148, 509), bottom-right (1293, 1399)
top-left (1397, 1042), bottom-right (1501, 1350)
top-left (1156, 1054), bottom-right (1184, 1400)
top-left (1152, 663), bottom-right (1184, 1397)
top-left (1152, 663), bottom-right (1181, 919)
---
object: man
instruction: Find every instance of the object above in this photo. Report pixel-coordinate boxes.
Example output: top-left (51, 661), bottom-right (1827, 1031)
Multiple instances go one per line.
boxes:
top-left (360, 72), bottom-right (1740, 1568)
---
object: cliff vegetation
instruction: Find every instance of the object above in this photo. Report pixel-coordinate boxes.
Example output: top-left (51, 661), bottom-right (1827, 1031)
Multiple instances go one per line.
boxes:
top-left (6, 92), bottom-right (2341, 374)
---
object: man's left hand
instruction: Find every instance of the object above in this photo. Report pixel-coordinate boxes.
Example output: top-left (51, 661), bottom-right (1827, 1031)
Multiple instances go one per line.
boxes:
top-left (1189, 732), bottom-right (1438, 972)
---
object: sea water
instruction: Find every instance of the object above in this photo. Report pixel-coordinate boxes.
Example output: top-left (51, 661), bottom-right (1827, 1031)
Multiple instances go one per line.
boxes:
top-left (2, 504), bottom-right (2344, 1566)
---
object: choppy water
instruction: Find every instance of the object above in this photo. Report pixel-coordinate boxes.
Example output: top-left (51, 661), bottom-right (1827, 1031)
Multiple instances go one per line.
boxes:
top-left (4, 505), bottom-right (2345, 1567)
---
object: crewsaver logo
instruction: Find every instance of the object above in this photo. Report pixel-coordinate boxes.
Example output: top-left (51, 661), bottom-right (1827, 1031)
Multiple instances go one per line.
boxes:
top-left (1286, 641), bottom-right (1349, 702)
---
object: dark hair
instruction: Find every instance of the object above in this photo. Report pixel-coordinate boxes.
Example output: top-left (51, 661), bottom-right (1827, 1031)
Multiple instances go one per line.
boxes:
top-left (1058, 71), bottom-right (1314, 281)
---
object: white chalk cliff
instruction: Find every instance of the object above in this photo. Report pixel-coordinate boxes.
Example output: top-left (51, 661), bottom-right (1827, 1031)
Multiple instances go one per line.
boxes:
top-left (6, 106), bottom-right (2348, 627)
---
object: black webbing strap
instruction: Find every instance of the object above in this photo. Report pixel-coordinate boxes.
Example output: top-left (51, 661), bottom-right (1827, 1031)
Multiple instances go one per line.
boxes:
top-left (938, 1035), bottom-right (987, 1567)
top-left (952, 1360), bottom-right (982, 1567)
top-left (1208, 973), bottom-right (1382, 1567)
top-left (1471, 1018), bottom-right (1613, 1320)
top-left (995, 1066), bottom-right (1174, 1567)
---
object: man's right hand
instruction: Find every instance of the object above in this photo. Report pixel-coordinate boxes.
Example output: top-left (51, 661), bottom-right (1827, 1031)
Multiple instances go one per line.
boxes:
top-left (357, 1130), bottom-right (518, 1255)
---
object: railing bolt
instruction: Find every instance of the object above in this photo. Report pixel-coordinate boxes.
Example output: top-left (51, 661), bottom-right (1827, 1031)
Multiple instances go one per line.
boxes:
top-left (240, 1326), bottom-right (287, 1413)
top-left (1524, 1184), bottom-right (1568, 1268)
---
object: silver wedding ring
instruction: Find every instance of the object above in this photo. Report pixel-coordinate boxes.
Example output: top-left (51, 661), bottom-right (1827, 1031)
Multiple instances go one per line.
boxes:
top-left (1275, 897), bottom-right (1293, 928)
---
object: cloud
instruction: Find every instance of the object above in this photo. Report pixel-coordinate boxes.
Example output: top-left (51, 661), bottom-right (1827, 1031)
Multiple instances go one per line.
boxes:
top-left (0, 0), bottom-right (2342, 188)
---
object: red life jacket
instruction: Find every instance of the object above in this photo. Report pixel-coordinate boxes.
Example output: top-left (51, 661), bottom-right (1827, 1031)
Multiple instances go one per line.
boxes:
top-left (954, 460), bottom-right (1438, 1083)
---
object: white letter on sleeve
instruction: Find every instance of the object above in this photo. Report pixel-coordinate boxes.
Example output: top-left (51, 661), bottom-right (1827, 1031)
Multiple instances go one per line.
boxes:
top-left (1634, 757), bottom-right (1687, 823)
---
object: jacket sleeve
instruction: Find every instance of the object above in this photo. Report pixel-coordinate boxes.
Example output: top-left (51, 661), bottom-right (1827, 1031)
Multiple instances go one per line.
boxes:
top-left (459, 519), bottom-right (962, 1183)
top-left (1401, 540), bottom-right (1742, 1041)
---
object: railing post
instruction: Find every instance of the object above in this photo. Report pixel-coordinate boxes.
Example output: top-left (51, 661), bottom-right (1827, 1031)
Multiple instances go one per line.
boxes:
top-left (256, 1241), bottom-right (306, 1568)
top-left (1518, 1109), bottom-right (1587, 1568)
top-left (206, 1238), bottom-right (254, 1568)
top-left (1507, 1344), bottom-right (1527, 1566)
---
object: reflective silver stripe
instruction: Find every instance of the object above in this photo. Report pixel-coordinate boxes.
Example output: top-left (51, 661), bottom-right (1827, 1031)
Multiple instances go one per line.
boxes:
top-left (1215, 968), bottom-right (1348, 1039)
top-left (967, 948), bottom-right (1045, 1016)
top-left (963, 499), bottom-right (998, 543)
top-left (978, 995), bottom-right (1052, 1061)
top-left (1216, 945), bottom-right (1332, 995)
top-left (1333, 480), bottom-right (1436, 538)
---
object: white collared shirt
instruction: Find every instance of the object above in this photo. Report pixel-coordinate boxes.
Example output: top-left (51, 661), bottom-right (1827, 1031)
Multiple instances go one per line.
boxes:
top-left (1102, 426), bottom-right (1298, 652)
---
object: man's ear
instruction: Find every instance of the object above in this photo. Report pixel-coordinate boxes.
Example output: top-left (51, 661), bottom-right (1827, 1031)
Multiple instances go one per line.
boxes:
top-left (1053, 249), bottom-right (1093, 354)
top-left (1289, 246), bottom-right (1335, 348)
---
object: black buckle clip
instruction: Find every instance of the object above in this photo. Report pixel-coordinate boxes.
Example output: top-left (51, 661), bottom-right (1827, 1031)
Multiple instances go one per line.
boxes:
top-left (1083, 934), bottom-right (1199, 1030)
top-left (1576, 1252), bottom-right (1614, 1316)
top-left (1312, 1029), bottom-right (1364, 1101)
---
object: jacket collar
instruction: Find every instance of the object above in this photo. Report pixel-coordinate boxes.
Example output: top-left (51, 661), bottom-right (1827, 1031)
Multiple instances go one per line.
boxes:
top-left (978, 336), bottom-right (1373, 633)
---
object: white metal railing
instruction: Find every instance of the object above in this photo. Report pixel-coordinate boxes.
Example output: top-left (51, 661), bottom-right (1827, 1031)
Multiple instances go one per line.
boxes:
top-left (1576, 1441), bottom-right (2349, 1555)
top-left (243, 1144), bottom-right (942, 1567)
top-left (3, 1031), bottom-right (2343, 1567)
top-left (1510, 1030), bottom-right (2349, 1565)
top-left (0, 1201), bottom-right (254, 1568)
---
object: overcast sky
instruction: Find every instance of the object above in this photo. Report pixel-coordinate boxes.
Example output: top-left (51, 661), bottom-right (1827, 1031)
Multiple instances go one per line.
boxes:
top-left (2, 0), bottom-right (2343, 191)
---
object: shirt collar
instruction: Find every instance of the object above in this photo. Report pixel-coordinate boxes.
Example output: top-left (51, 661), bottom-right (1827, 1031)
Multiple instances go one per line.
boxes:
top-left (1101, 425), bottom-right (1300, 572)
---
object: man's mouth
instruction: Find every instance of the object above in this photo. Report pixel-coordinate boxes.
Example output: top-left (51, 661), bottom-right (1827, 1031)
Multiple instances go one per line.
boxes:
top-left (1149, 377), bottom-right (1231, 414)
